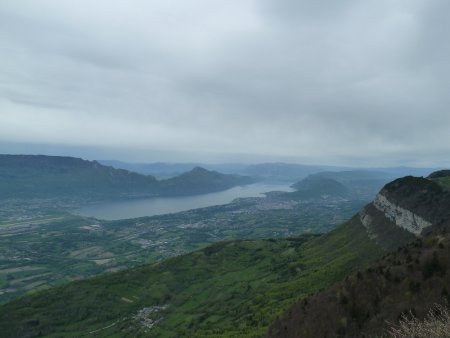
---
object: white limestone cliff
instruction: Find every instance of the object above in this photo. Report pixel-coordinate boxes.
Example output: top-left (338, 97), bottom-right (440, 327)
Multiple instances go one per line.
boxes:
top-left (368, 193), bottom-right (432, 236)
top-left (359, 209), bottom-right (379, 240)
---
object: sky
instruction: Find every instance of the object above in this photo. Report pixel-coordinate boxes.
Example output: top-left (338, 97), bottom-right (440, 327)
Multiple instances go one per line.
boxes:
top-left (0, 0), bottom-right (449, 166)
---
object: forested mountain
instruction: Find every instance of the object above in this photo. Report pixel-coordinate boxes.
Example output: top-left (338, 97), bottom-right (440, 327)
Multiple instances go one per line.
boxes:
top-left (269, 230), bottom-right (450, 338)
top-left (269, 172), bottom-right (450, 338)
top-left (0, 155), bottom-right (255, 200)
top-left (288, 175), bottom-right (350, 199)
top-left (158, 167), bottom-right (255, 196)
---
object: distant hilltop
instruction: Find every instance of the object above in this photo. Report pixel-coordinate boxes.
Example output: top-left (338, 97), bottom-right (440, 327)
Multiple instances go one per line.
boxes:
top-left (0, 154), bottom-right (256, 200)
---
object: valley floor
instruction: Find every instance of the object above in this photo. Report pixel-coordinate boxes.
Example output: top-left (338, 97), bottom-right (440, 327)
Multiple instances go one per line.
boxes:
top-left (0, 216), bottom-right (383, 337)
top-left (0, 195), bottom-right (364, 303)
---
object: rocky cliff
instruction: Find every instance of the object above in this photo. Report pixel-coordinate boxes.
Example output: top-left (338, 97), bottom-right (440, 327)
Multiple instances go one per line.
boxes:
top-left (357, 175), bottom-right (450, 251)
top-left (268, 172), bottom-right (450, 338)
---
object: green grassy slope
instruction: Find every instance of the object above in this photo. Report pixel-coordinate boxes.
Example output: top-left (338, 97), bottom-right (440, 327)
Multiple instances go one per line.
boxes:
top-left (269, 231), bottom-right (450, 338)
top-left (0, 196), bottom-right (363, 304)
top-left (0, 216), bottom-right (383, 338)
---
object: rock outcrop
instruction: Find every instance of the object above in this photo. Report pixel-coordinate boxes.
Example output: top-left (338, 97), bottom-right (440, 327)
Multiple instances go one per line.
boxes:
top-left (358, 175), bottom-right (450, 242)
top-left (372, 192), bottom-right (431, 235)
top-left (268, 172), bottom-right (450, 338)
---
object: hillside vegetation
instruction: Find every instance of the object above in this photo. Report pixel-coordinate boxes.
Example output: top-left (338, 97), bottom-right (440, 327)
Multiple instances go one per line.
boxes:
top-left (269, 230), bottom-right (450, 338)
top-left (269, 172), bottom-right (450, 338)
top-left (0, 196), bottom-right (362, 304)
top-left (0, 217), bottom-right (383, 337)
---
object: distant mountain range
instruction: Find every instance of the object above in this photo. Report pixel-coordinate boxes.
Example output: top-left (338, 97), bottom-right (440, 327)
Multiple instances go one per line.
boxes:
top-left (0, 155), bottom-right (256, 200)
top-left (98, 160), bottom-right (248, 178)
top-left (242, 162), bottom-right (348, 181)
top-left (289, 175), bottom-right (350, 199)
top-left (298, 170), bottom-right (397, 199)
top-left (272, 170), bottom-right (400, 201)
top-left (4, 154), bottom-right (430, 203)
top-left (158, 166), bottom-right (256, 196)
top-left (244, 164), bottom-right (435, 181)
top-left (100, 159), bottom-right (438, 182)
top-left (2, 170), bottom-right (450, 336)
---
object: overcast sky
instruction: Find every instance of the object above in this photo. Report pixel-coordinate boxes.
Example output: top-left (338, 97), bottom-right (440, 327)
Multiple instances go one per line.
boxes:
top-left (0, 0), bottom-right (449, 166)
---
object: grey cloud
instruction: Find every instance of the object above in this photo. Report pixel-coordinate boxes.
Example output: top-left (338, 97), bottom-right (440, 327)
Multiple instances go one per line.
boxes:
top-left (259, 0), bottom-right (357, 21)
top-left (0, 0), bottom-right (449, 166)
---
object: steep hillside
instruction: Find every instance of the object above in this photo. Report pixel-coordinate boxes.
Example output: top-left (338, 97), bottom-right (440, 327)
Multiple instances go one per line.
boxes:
top-left (0, 155), bottom-right (254, 200)
top-left (0, 217), bottom-right (384, 337)
top-left (269, 173), bottom-right (450, 338)
top-left (368, 176), bottom-right (450, 235)
top-left (0, 197), bottom-right (362, 304)
top-left (268, 230), bottom-right (450, 338)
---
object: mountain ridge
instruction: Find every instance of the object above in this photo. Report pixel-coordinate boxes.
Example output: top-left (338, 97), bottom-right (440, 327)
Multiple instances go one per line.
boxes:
top-left (0, 154), bottom-right (256, 200)
top-left (268, 171), bottom-right (450, 338)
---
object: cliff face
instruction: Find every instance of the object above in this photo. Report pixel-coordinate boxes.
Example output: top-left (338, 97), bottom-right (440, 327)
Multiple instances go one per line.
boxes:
top-left (372, 193), bottom-right (431, 235)
top-left (379, 176), bottom-right (450, 230)
top-left (357, 176), bottom-right (450, 251)
top-left (268, 173), bottom-right (450, 338)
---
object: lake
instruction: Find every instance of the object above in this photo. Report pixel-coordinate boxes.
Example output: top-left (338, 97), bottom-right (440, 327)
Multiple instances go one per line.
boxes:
top-left (74, 182), bottom-right (293, 220)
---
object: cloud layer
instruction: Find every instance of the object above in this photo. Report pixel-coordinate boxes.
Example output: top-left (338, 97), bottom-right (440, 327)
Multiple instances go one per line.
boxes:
top-left (1, 0), bottom-right (449, 165)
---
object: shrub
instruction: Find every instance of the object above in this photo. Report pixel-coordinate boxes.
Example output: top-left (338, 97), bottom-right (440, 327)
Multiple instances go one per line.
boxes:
top-left (385, 303), bottom-right (450, 338)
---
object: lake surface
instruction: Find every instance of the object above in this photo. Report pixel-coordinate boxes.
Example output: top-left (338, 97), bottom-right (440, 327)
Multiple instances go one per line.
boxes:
top-left (74, 183), bottom-right (294, 220)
